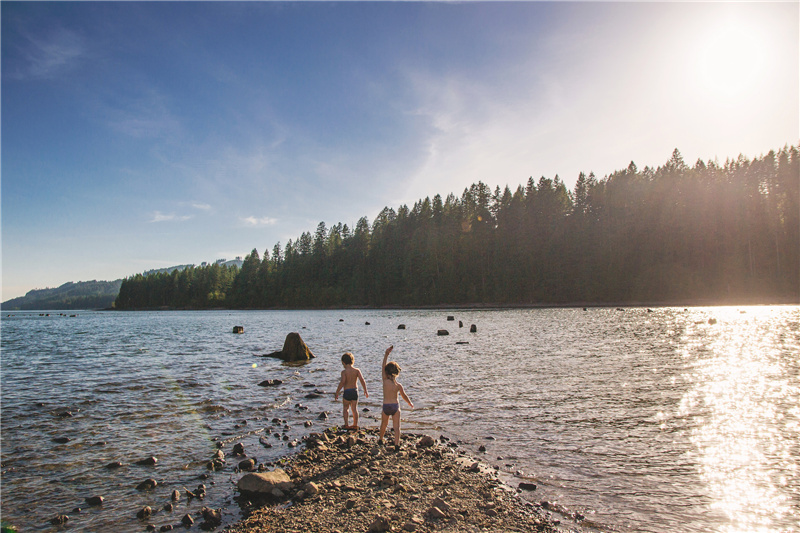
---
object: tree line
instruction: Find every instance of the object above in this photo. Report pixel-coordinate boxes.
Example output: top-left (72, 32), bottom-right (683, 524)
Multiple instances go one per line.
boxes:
top-left (115, 144), bottom-right (799, 309)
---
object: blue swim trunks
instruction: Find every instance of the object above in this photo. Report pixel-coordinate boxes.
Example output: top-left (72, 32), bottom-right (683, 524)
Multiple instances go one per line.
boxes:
top-left (382, 403), bottom-right (399, 416)
top-left (343, 388), bottom-right (358, 402)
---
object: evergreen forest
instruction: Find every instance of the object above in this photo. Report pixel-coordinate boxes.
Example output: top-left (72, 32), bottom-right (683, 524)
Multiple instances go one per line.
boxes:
top-left (115, 145), bottom-right (799, 309)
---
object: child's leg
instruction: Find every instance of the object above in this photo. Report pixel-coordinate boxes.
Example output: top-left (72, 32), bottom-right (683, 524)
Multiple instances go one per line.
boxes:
top-left (351, 401), bottom-right (359, 429)
top-left (392, 411), bottom-right (401, 446)
top-left (342, 400), bottom-right (351, 427)
top-left (378, 412), bottom-right (389, 442)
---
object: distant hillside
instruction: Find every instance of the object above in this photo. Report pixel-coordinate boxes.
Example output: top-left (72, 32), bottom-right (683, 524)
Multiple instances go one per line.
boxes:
top-left (2, 280), bottom-right (123, 311)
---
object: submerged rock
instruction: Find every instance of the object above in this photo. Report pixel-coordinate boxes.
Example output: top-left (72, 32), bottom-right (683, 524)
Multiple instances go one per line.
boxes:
top-left (261, 332), bottom-right (315, 362)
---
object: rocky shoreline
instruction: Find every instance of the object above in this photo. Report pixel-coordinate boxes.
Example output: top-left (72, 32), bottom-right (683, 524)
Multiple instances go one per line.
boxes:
top-left (227, 426), bottom-right (561, 533)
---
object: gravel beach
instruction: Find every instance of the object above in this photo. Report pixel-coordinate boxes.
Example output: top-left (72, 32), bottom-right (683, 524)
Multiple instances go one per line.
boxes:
top-left (227, 426), bottom-right (560, 533)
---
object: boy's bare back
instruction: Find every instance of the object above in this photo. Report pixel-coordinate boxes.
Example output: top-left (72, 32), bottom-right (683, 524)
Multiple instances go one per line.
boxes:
top-left (341, 366), bottom-right (363, 390)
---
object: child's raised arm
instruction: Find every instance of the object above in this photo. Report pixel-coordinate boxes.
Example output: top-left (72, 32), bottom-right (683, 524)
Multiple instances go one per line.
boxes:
top-left (381, 345), bottom-right (393, 379)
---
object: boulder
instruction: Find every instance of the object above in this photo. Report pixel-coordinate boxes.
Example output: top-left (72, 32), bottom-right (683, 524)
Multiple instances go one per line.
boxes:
top-left (368, 515), bottom-right (392, 532)
top-left (416, 435), bottom-right (436, 448)
top-left (519, 482), bottom-right (537, 491)
top-left (136, 506), bottom-right (152, 519)
top-left (181, 514), bottom-right (194, 526)
top-left (50, 515), bottom-right (69, 525)
top-left (232, 326), bottom-right (244, 334)
top-left (258, 379), bottom-right (283, 387)
top-left (397, 324), bottom-right (406, 330)
top-left (262, 332), bottom-right (315, 362)
top-left (238, 458), bottom-right (256, 471)
top-left (136, 478), bottom-right (158, 491)
top-left (237, 469), bottom-right (294, 494)
top-left (135, 456), bottom-right (158, 466)
top-left (469, 324), bottom-right (477, 333)
top-left (201, 507), bottom-right (222, 528)
top-left (437, 329), bottom-right (449, 336)
top-left (85, 495), bottom-right (104, 506)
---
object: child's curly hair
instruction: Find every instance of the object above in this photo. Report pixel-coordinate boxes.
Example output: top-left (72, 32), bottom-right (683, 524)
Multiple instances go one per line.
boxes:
top-left (384, 361), bottom-right (401, 377)
top-left (341, 352), bottom-right (354, 365)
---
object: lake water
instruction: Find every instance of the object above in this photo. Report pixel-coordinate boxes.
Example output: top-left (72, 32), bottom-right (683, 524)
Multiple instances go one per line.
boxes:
top-left (1, 307), bottom-right (798, 532)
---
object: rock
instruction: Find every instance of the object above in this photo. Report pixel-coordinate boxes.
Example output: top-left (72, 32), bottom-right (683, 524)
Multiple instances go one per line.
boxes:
top-left (232, 325), bottom-right (244, 334)
top-left (237, 469), bottom-right (293, 494)
top-left (201, 507), bottom-right (222, 527)
top-left (304, 481), bottom-right (321, 495)
top-left (136, 506), bottom-right (152, 519)
top-left (416, 435), bottom-right (436, 448)
top-left (85, 495), bottom-right (104, 506)
top-left (52, 436), bottom-right (71, 444)
top-left (136, 478), bottom-right (158, 491)
top-left (459, 321), bottom-right (463, 327)
top-left (159, 525), bottom-right (173, 532)
top-left (365, 321), bottom-right (371, 325)
top-left (262, 332), bottom-right (315, 361)
top-left (271, 487), bottom-right (285, 498)
top-left (318, 412), bottom-right (329, 420)
top-left (437, 329), bottom-right (449, 336)
top-left (171, 489), bottom-right (181, 501)
top-left (105, 461), bottom-right (123, 469)
top-left (427, 505), bottom-right (447, 519)
top-left (232, 442), bottom-right (245, 455)
top-left (50, 514), bottom-right (69, 525)
top-left (304, 421), bottom-right (313, 428)
top-left (397, 324), bottom-right (406, 330)
top-left (368, 515), bottom-right (392, 532)
top-left (447, 316), bottom-right (455, 321)
top-left (163, 502), bottom-right (173, 512)
top-left (258, 379), bottom-right (283, 387)
top-left (478, 445), bottom-right (486, 452)
top-left (431, 497), bottom-right (451, 513)
top-left (469, 324), bottom-right (477, 333)
top-left (181, 514), bottom-right (194, 526)
top-left (519, 482), bottom-right (537, 491)
top-left (135, 456), bottom-right (158, 466)
top-left (238, 458), bottom-right (256, 471)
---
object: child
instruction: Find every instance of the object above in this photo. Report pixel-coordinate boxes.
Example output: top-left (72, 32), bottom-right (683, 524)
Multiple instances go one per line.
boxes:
top-left (379, 345), bottom-right (413, 448)
top-left (334, 352), bottom-right (368, 429)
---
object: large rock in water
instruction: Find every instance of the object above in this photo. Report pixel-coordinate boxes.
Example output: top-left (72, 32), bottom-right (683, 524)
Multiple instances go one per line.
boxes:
top-left (237, 469), bottom-right (294, 494)
top-left (263, 332), bottom-right (315, 362)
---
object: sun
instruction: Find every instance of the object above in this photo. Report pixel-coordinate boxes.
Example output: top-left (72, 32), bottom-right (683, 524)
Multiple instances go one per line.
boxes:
top-left (690, 15), bottom-right (772, 105)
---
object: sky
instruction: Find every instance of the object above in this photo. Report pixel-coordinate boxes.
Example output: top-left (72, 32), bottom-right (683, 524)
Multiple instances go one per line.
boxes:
top-left (2, 1), bottom-right (798, 301)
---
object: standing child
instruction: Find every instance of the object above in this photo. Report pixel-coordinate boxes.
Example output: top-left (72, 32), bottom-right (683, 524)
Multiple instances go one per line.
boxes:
top-left (334, 352), bottom-right (368, 430)
top-left (379, 345), bottom-right (413, 448)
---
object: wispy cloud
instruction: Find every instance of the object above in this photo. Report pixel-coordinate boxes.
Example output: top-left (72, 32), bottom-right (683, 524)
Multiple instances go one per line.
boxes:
top-left (150, 211), bottom-right (193, 223)
top-left (9, 26), bottom-right (86, 80)
top-left (240, 216), bottom-right (278, 227)
top-left (191, 203), bottom-right (213, 211)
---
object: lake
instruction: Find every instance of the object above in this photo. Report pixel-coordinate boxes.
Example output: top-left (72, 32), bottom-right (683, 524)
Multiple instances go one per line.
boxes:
top-left (1, 307), bottom-right (798, 532)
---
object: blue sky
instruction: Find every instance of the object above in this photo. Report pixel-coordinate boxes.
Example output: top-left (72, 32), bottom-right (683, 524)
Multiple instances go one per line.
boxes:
top-left (2, 1), bottom-right (797, 301)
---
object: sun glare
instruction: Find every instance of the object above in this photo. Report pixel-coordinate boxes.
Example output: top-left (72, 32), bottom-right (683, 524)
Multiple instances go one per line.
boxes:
top-left (690, 14), bottom-right (772, 105)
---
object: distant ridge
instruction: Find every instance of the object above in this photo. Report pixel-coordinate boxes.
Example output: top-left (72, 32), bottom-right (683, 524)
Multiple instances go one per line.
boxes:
top-left (1, 280), bottom-right (123, 311)
top-left (2, 258), bottom-right (246, 310)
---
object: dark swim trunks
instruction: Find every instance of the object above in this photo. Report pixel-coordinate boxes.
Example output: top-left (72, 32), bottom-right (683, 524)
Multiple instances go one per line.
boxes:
top-left (343, 388), bottom-right (358, 402)
top-left (382, 403), bottom-right (399, 416)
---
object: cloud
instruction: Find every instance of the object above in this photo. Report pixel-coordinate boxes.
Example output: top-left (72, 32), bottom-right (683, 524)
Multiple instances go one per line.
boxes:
top-left (240, 216), bottom-right (278, 227)
top-left (150, 211), bottom-right (193, 223)
top-left (191, 203), bottom-right (212, 211)
top-left (9, 26), bottom-right (86, 80)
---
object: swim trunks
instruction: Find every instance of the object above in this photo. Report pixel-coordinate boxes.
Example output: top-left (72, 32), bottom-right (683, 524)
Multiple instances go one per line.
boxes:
top-left (343, 388), bottom-right (358, 401)
top-left (382, 403), bottom-right (399, 416)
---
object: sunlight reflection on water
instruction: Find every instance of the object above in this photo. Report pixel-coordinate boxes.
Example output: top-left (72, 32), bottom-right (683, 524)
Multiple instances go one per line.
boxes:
top-left (679, 307), bottom-right (800, 533)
